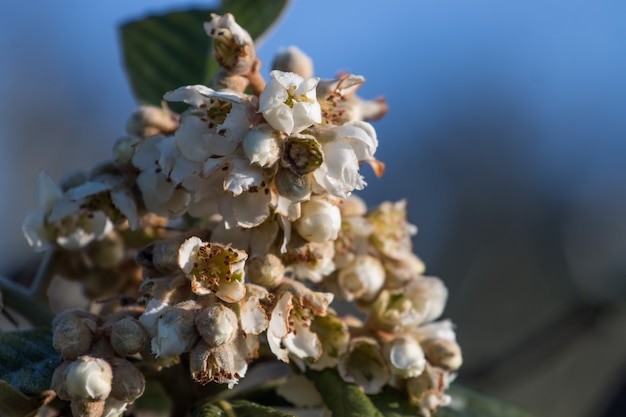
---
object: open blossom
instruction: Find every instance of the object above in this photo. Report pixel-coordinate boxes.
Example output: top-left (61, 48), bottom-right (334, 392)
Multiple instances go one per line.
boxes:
top-left (178, 236), bottom-right (247, 303)
top-left (259, 70), bottom-right (321, 134)
top-left (22, 172), bottom-right (113, 252)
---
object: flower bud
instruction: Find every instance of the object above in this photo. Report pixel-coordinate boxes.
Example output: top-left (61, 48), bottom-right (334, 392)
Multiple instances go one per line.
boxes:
top-left (110, 317), bottom-right (149, 357)
top-left (151, 301), bottom-right (199, 358)
top-left (51, 360), bottom-right (71, 400)
top-left (386, 336), bottom-right (427, 378)
top-left (421, 338), bottom-right (463, 371)
top-left (52, 310), bottom-right (98, 360)
top-left (204, 13), bottom-right (256, 75)
top-left (209, 71), bottom-right (250, 92)
top-left (337, 255), bottom-right (385, 302)
top-left (246, 253), bottom-right (285, 289)
top-left (340, 195), bottom-right (367, 218)
top-left (272, 46), bottom-right (314, 80)
top-left (294, 198), bottom-right (342, 243)
top-left (275, 168), bottom-right (312, 203)
top-left (243, 125), bottom-right (281, 168)
top-left (126, 105), bottom-right (178, 138)
top-left (195, 303), bottom-right (238, 347)
top-left (64, 356), bottom-right (113, 401)
top-left (109, 357), bottom-right (146, 402)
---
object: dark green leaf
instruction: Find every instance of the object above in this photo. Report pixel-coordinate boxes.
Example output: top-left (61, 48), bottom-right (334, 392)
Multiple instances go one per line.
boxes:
top-left (0, 380), bottom-right (53, 417)
top-left (190, 399), bottom-right (297, 417)
top-left (434, 385), bottom-right (534, 417)
top-left (0, 329), bottom-right (60, 395)
top-left (308, 369), bottom-right (385, 417)
top-left (120, 0), bottom-right (290, 106)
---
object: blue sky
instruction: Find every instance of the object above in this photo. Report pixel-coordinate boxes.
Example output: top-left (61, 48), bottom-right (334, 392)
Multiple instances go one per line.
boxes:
top-left (1, 0), bottom-right (626, 273)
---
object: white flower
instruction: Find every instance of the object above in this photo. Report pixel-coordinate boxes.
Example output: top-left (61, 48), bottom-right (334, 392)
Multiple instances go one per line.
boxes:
top-left (165, 85), bottom-right (253, 158)
top-left (385, 335), bottom-right (426, 378)
top-left (312, 122), bottom-right (378, 199)
top-left (294, 198), bottom-right (342, 243)
top-left (337, 255), bottom-right (385, 302)
top-left (64, 356), bottom-right (113, 401)
top-left (177, 237), bottom-right (247, 303)
top-left (22, 172), bottom-right (113, 251)
top-left (267, 292), bottom-right (322, 363)
top-left (242, 125), bottom-right (281, 167)
top-left (259, 70), bottom-right (321, 134)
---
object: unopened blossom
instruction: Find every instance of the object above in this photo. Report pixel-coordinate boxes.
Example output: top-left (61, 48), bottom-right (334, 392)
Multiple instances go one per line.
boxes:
top-left (125, 105), bottom-right (178, 139)
top-left (204, 13), bottom-right (256, 75)
top-left (151, 301), bottom-right (199, 358)
top-left (178, 236), bottom-right (247, 302)
top-left (242, 125), bottom-right (281, 168)
top-left (338, 337), bottom-right (390, 395)
top-left (337, 255), bottom-right (385, 302)
top-left (190, 339), bottom-right (249, 387)
top-left (195, 303), bottom-right (239, 347)
top-left (272, 46), bottom-right (314, 80)
top-left (259, 70), bottom-right (321, 134)
top-left (294, 198), bottom-right (342, 243)
top-left (64, 356), bottom-right (113, 401)
top-left (385, 335), bottom-right (427, 378)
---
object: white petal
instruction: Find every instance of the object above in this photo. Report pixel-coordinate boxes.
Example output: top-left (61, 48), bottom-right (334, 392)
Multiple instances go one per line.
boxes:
top-left (268, 292), bottom-right (292, 362)
top-left (269, 70), bottom-right (304, 89)
top-left (291, 101), bottom-right (321, 133)
top-left (175, 115), bottom-right (214, 162)
top-left (283, 320), bottom-right (321, 360)
top-left (262, 103), bottom-right (294, 134)
top-left (35, 171), bottom-right (62, 211)
top-left (258, 78), bottom-right (289, 113)
top-left (177, 236), bottom-right (203, 273)
top-left (65, 181), bottom-right (113, 201)
top-left (22, 211), bottom-right (51, 252)
top-left (111, 190), bottom-right (138, 230)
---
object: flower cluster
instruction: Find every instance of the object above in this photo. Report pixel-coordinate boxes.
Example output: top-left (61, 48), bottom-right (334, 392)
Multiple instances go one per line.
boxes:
top-left (24, 12), bottom-right (459, 417)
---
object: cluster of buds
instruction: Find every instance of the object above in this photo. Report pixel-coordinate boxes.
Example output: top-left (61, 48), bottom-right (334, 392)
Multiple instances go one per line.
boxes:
top-left (50, 310), bottom-right (146, 417)
top-left (25, 12), bottom-right (459, 417)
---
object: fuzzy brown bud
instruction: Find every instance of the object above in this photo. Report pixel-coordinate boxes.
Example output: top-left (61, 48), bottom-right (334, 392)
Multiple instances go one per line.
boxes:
top-left (110, 317), bottom-right (149, 357)
top-left (52, 310), bottom-right (98, 360)
top-left (272, 46), bottom-right (314, 80)
top-left (195, 303), bottom-right (238, 347)
top-left (246, 254), bottom-right (285, 289)
top-left (109, 358), bottom-right (146, 402)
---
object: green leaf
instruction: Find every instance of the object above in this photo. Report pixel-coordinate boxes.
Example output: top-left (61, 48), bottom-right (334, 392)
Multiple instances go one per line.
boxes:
top-left (0, 329), bottom-right (58, 417)
top-left (0, 380), bottom-right (52, 417)
top-left (190, 399), bottom-right (297, 417)
top-left (0, 329), bottom-right (60, 395)
top-left (308, 369), bottom-right (385, 417)
top-left (434, 385), bottom-right (534, 417)
top-left (120, 0), bottom-right (290, 106)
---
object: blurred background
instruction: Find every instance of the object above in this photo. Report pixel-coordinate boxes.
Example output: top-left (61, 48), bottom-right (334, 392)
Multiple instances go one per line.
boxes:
top-left (1, 1), bottom-right (626, 416)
